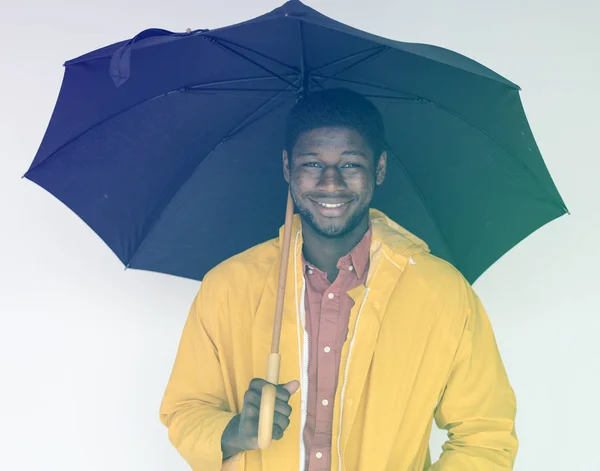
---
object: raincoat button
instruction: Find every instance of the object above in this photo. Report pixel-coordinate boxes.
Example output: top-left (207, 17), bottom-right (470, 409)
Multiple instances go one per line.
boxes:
top-left (316, 452), bottom-right (323, 459)
top-left (322, 399), bottom-right (329, 406)
top-left (328, 293), bottom-right (334, 299)
top-left (373, 302), bottom-right (380, 310)
top-left (324, 346), bottom-right (331, 353)
top-left (349, 265), bottom-right (354, 271)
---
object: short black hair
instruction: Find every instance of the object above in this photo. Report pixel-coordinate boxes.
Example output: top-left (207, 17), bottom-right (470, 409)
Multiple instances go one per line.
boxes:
top-left (285, 88), bottom-right (386, 158)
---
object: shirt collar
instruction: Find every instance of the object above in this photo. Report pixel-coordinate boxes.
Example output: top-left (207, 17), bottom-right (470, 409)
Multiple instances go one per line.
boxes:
top-left (301, 223), bottom-right (372, 279)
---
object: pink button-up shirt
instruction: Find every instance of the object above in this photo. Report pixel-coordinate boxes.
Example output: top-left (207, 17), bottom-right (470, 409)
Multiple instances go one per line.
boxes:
top-left (301, 225), bottom-right (372, 471)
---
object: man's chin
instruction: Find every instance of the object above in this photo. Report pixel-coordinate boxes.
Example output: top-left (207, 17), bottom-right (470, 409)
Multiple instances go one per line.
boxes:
top-left (306, 215), bottom-right (351, 239)
top-left (299, 205), bottom-right (369, 239)
top-left (316, 226), bottom-right (349, 239)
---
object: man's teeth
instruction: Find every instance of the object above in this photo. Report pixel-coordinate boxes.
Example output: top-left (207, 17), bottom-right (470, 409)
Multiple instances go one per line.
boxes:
top-left (318, 202), bottom-right (346, 208)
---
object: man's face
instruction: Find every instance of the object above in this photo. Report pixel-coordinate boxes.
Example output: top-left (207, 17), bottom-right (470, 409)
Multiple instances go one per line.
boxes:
top-left (283, 126), bottom-right (387, 239)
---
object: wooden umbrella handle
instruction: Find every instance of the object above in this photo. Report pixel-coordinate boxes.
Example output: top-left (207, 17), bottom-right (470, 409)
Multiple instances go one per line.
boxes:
top-left (258, 188), bottom-right (294, 449)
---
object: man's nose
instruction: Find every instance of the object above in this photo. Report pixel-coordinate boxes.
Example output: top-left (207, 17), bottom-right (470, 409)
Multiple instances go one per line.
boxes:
top-left (318, 166), bottom-right (346, 190)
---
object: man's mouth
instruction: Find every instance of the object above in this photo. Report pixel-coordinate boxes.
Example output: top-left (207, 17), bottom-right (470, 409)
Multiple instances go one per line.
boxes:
top-left (309, 198), bottom-right (353, 216)
top-left (315, 201), bottom-right (348, 209)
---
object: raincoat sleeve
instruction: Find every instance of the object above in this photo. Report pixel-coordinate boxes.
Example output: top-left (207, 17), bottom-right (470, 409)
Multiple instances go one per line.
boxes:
top-left (428, 281), bottom-right (519, 470)
top-left (159, 275), bottom-right (240, 471)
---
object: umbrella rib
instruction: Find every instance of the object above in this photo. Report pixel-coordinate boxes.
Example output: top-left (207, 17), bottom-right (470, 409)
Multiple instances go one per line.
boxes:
top-left (298, 20), bottom-right (309, 97)
top-left (25, 75), bottom-right (297, 176)
top-left (184, 74), bottom-right (299, 90)
top-left (210, 37), bottom-right (300, 74)
top-left (361, 94), bottom-right (421, 102)
top-left (203, 36), bottom-right (299, 90)
top-left (126, 81), bottom-right (299, 269)
top-left (286, 11), bottom-right (519, 90)
top-left (309, 46), bottom-right (389, 74)
top-left (309, 76), bottom-right (326, 92)
top-left (311, 74), bottom-right (418, 98)
top-left (310, 73), bottom-right (416, 103)
top-left (312, 46), bottom-right (389, 84)
top-left (312, 75), bottom-right (566, 210)
top-left (24, 80), bottom-right (288, 175)
top-left (386, 146), bottom-right (457, 266)
top-left (184, 88), bottom-right (297, 98)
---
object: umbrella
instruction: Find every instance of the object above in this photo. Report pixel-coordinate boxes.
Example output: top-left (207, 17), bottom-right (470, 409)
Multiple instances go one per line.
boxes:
top-left (24, 0), bottom-right (567, 448)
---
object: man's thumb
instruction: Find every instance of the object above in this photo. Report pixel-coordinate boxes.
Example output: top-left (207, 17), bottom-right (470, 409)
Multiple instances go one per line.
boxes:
top-left (283, 380), bottom-right (300, 395)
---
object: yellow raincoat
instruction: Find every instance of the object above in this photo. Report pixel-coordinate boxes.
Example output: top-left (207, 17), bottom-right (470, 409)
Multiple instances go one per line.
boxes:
top-left (160, 209), bottom-right (518, 471)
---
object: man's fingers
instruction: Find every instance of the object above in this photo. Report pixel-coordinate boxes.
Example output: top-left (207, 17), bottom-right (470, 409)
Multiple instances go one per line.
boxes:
top-left (243, 389), bottom-right (261, 407)
top-left (243, 403), bottom-right (260, 420)
top-left (249, 379), bottom-right (289, 401)
top-left (272, 424), bottom-right (284, 440)
top-left (282, 380), bottom-right (300, 396)
top-left (274, 398), bottom-right (292, 417)
top-left (249, 378), bottom-right (299, 403)
top-left (273, 411), bottom-right (290, 432)
top-left (249, 378), bottom-right (269, 393)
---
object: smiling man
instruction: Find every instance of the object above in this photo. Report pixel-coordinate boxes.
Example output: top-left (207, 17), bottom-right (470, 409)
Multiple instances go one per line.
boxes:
top-left (160, 89), bottom-right (519, 471)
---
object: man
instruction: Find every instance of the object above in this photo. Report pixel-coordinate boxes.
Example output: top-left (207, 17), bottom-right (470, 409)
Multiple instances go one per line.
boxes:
top-left (160, 89), bottom-right (518, 471)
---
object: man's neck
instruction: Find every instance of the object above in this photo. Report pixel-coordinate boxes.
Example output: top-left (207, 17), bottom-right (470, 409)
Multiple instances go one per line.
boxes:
top-left (301, 215), bottom-right (370, 276)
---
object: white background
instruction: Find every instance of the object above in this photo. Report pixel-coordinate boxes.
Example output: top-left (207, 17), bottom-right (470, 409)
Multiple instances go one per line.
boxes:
top-left (1, 0), bottom-right (599, 469)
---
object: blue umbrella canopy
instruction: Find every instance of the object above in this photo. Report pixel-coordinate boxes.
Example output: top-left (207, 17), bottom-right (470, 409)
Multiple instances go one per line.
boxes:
top-left (25, 0), bottom-right (567, 284)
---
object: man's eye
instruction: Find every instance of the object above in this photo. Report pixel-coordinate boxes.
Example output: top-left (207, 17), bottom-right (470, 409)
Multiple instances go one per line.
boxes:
top-left (303, 162), bottom-right (321, 168)
top-left (343, 163), bottom-right (361, 168)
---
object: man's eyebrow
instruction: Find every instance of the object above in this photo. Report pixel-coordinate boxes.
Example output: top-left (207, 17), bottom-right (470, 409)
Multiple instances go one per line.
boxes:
top-left (341, 150), bottom-right (368, 158)
top-left (294, 150), bottom-right (368, 158)
top-left (294, 151), bottom-right (320, 157)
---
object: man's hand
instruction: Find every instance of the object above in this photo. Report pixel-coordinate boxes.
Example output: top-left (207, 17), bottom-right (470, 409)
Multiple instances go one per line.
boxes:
top-left (221, 378), bottom-right (300, 460)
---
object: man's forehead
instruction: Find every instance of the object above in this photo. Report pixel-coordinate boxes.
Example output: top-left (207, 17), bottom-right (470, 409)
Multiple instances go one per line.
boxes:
top-left (293, 126), bottom-right (370, 152)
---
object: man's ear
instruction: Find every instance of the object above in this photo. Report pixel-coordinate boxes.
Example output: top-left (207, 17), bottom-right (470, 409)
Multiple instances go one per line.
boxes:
top-left (283, 149), bottom-right (291, 184)
top-left (376, 151), bottom-right (387, 185)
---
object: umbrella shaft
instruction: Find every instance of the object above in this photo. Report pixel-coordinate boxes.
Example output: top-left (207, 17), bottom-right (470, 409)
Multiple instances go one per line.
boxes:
top-left (271, 188), bottom-right (294, 354)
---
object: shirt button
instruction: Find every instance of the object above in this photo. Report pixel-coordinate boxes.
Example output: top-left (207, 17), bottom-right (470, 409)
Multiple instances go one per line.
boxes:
top-left (316, 452), bottom-right (323, 459)
top-left (323, 346), bottom-right (331, 353)
top-left (322, 399), bottom-right (329, 406)
top-left (349, 265), bottom-right (354, 271)
top-left (328, 293), bottom-right (334, 299)
top-left (308, 269), bottom-right (313, 275)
